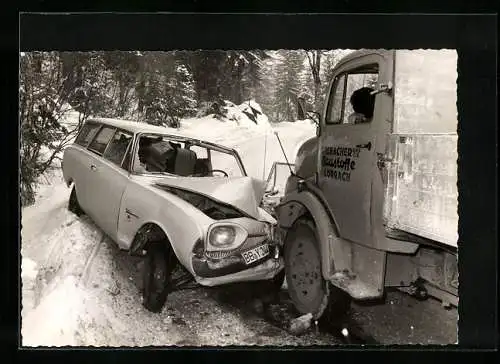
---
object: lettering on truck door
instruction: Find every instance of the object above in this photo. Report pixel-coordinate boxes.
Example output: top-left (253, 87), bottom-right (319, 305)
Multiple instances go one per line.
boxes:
top-left (319, 53), bottom-right (392, 247)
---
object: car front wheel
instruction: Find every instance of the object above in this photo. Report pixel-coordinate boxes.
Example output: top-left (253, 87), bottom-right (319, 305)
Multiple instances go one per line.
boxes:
top-left (68, 185), bottom-right (84, 216)
top-left (142, 242), bottom-right (175, 313)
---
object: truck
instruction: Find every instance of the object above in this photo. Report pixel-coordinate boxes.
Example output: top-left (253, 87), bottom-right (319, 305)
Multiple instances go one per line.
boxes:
top-left (271, 49), bottom-right (459, 320)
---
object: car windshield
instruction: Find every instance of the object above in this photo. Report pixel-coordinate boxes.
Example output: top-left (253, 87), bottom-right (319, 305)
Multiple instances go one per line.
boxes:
top-left (132, 134), bottom-right (245, 178)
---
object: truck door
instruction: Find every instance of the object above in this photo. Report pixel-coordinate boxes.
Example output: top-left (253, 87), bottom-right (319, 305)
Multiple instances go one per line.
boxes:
top-left (318, 51), bottom-right (393, 247)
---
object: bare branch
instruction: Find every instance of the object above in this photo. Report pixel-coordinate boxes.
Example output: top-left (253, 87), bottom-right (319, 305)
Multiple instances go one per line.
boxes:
top-left (305, 51), bottom-right (314, 71)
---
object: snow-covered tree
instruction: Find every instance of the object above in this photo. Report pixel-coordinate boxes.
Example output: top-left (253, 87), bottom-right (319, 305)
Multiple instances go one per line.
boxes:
top-left (139, 52), bottom-right (198, 128)
top-left (162, 62), bottom-right (197, 127)
top-left (20, 52), bottom-right (90, 206)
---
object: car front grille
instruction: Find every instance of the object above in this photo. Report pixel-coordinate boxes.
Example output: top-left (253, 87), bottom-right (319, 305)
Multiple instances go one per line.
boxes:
top-left (205, 250), bottom-right (235, 259)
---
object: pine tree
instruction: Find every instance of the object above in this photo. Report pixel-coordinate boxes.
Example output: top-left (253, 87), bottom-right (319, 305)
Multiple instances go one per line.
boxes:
top-left (240, 50), bottom-right (270, 103)
top-left (274, 50), bottom-right (306, 122)
top-left (258, 51), bottom-right (280, 122)
top-left (163, 62), bottom-right (197, 127)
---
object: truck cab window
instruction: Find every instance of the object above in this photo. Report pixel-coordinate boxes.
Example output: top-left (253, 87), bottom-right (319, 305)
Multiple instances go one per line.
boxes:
top-left (326, 74), bottom-right (346, 124)
top-left (343, 73), bottom-right (378, 124)
top-left (326, 67), bottom-right (379, 125)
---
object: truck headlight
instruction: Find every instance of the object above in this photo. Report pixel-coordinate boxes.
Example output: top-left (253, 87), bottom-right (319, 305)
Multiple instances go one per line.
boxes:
top-left (206, 223), bottom-right (248, 251)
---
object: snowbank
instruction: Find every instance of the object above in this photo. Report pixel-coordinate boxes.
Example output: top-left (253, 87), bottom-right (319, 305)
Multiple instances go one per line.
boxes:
top-left (225, 100), bottom-right (272, 131)
top-left (179, 101), bottom-right (316, 180)
top-left (180, 100), bottom-right (272, 145)
top-left (22, 275), bottom-right (85, 346)
top-left (21, 258), bottom-right (38, 317)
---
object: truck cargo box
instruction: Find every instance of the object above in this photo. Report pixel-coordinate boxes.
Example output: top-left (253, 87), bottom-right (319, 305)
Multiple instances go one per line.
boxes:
top-left (383, 50), bottom-right (458, 247)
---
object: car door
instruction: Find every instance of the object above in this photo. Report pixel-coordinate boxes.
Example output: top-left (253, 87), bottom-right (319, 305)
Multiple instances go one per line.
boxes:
top-left (68, 121), bottom-right (103, 213)
top-left (83, 126), bottom-right (117, 233)
top-left (87, 128), bottom-right (134, 241)
top-left (318, 51), bottom-right (393, 247)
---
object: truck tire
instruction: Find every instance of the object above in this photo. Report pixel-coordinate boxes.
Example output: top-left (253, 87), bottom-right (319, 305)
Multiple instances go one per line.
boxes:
top-left (142, 242), bottom-right (175, 313)
top-left (284, 218), bottom-right (350, 321)
top-left (68, 185), bottom-right (84, 216)
top-left (271, 268), bottom-right (286, 290)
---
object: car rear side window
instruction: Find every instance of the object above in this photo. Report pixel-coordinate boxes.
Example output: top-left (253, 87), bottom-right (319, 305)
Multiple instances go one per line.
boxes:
top-left (88, 126), bottom-right (116, 155)
top-left (103, 130), bottom-right (133, 168)
top-left (75, 123), bottom-right (101, 147)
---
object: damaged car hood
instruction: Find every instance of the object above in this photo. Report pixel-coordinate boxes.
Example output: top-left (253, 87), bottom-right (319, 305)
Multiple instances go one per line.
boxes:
top-left (150, 176), bottom-right (268, 220)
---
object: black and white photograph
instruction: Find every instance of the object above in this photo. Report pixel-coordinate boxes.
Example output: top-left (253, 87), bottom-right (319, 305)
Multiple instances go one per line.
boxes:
top-left (19, 47), bottom-right (460, 346)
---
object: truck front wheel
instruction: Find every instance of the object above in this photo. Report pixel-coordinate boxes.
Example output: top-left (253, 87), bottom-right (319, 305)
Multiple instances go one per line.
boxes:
top-left (284, 218), bottom-right (350, 321)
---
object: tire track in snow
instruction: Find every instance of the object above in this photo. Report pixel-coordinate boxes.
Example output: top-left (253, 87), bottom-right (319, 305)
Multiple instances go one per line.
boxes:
top-left (78, 234), bottom-right (105, 287)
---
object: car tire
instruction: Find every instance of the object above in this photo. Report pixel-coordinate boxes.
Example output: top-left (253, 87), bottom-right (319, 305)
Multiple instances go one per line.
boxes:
top-left (142, 242), bottom-right (175, 313)
top-left (68, 185), bottom-right (84, 216)
top-left (284, 218), bottom-right (351, 321)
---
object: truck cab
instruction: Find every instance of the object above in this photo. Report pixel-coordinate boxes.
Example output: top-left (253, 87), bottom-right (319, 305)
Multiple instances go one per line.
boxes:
top-left (276, 49), bottom-right (458, 319)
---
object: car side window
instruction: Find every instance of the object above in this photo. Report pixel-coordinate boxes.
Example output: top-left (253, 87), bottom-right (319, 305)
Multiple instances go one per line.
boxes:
top-left (88, 126), bottom-right (116, 155)
top-left (121, 138), bottom-right (134, 171)
top-left (103, 130), bottom-right (133, 168)
top-left (189, 145), bottom-right (208, 159)
top-left (75, 123), bottom-right (101, 147)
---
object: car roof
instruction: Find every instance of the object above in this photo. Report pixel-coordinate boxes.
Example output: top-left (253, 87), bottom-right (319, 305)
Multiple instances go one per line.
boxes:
top-left (88, 117), bottom-right (187, 136)
top-left (87, 117), bottom-right (240, 155)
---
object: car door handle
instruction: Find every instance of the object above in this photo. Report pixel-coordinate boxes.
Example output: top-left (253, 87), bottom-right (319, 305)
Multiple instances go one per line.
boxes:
top-left (90, 164), bottom-right (97, 171)
top-left (356, 142), bottom-right (372, 151)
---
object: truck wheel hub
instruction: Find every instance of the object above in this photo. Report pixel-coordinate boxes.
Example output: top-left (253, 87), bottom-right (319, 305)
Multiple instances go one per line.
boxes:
top-left (289, 240), bottom-right (322, 303)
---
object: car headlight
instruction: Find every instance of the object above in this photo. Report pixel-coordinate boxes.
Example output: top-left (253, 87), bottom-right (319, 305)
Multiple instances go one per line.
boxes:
top-left (210, 226), bottom-right (236, 246)
top-left (206, 223), bottom-right (248, 251)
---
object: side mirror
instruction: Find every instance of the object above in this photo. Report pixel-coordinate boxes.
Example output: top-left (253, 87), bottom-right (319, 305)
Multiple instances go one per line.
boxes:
top-left (297, 97), bottom-right (308, 120)
top-left (308, 111), bottom-right (321, 126)
top-left (297, 97), bottom-right (321, 125)
top-left (370, 82), bottom-right (393, 96)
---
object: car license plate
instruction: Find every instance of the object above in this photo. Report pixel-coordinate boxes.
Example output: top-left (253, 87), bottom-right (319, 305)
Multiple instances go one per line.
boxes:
top-left (241, 244), bottom-right (270, 265)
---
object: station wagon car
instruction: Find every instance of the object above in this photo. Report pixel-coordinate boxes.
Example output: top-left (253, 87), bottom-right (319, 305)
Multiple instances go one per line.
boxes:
top-left (62, 118), bottom-right (285, 312)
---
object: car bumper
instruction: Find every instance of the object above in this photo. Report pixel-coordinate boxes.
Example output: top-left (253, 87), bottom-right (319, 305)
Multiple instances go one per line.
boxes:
top-left (191, 241), bottom-right (282, 279)
top-left (195, 256), bottom-right (284, 287)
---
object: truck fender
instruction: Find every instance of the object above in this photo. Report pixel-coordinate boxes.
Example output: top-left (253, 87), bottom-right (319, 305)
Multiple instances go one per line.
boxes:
top-left (276, 190), bottom-right (351, 278)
